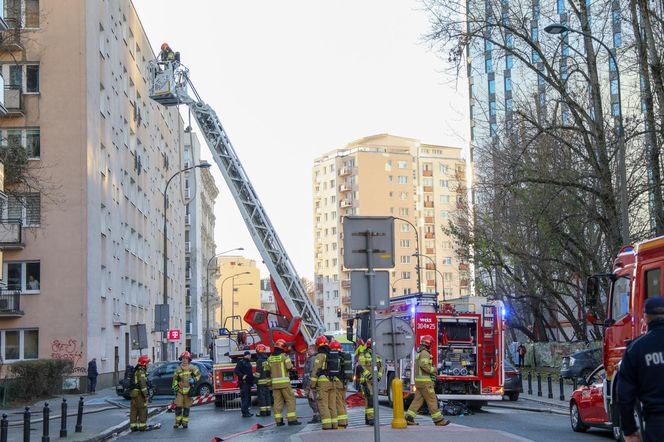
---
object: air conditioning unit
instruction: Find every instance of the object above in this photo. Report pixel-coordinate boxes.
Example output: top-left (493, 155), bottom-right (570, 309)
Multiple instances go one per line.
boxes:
top-left (185, 241), bottom-right (191, 253)
top-left (184, 214), bottom-right (191, 226)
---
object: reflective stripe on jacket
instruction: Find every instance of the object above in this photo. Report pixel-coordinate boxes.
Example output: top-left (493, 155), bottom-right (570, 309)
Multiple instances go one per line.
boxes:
top-left (172, 364), bottom-right (201, 394)
top-left (414, 348), bottom-right (435, 382)
top-left (310, 352), bottom-right (328, 388)
top-left (265, 353), bottom-right (292, 388)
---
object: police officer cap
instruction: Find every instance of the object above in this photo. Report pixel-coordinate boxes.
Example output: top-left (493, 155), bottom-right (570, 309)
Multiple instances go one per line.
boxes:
top-left (645, 297), bottom-right (664, 314)
top-left (243, 350), bottom-right (251, 355)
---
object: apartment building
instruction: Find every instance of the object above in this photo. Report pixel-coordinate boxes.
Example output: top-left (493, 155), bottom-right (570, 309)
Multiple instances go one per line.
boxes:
top-left (214, 256), bottom-right (260, 331)
top-left (259, 278), bottom-right (276, 313)
top-left (182, 134), bottom-right (218, 356)
top-left (0, 0), bottom-right (195, 387)
top-left (312, 134), bottom-right (470, 330)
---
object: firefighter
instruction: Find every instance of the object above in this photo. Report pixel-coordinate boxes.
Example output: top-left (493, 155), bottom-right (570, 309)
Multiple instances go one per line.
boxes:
top-left (264, 339), bottom-right (301, 426)
top-left (358, 339), bottom-right (382, 425)
top-left (129, 355), bottom-right (150, 431)
top-left (311, 335), bottom-right (337, 430)
top-left (329, 340), bottom-right (348, 428)
top-left (254, 344), bottom-right (272, 416)
top-left (159, 42), bottom-right (175, 63)
top-left (406, 335), bottom-right (449, 427)
top-left (172, 351), bottom-right (201, 429)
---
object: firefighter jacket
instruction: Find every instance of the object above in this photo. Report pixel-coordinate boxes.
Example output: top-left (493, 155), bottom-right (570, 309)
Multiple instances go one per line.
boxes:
top-left (254, 353), bottom-right (270, 385)
top-left (172, 363), bottom-right (201, 395)
top-left (159, 48), bottom-right (175, 62)
top-left (310, 347), bottom-right (330, 388)
top-left (414, 347), bottom-right (436, 383)
top-left (133, 365), bottom-right (149, 397)
top-left (264, 348), bottom-right (293, 389)
top-left (358, 350), bottom-right (383, 384)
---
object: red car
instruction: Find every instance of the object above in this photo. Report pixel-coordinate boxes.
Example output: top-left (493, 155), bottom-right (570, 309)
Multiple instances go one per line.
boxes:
top-left (569, 365), bottom-right (611, 433)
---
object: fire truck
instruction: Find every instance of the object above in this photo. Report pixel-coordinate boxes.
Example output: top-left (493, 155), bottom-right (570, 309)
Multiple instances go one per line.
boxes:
top-left (579, 236), bottom-right (664, 439)
top-left (349, 293), bottom-right (505, 410)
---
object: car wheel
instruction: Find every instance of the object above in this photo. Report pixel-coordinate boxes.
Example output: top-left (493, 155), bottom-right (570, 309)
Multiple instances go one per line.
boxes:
top-left (196, 383), bottom-right (212, 397)
top-left (386, 373), bottom-right (395, 407)
top-left (570, 401), bottom-right (589, 432)
top-left (508, 392), bottom-right (519, 401)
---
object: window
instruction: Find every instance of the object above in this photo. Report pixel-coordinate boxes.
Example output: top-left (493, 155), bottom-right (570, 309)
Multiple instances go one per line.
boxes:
top-left (484, 40), bottom-right (493, 51)
top-left (1, 329), bottom-right (39, 361)
top-left (646, 268), bottom-right (661, 299)
top-left (489, 101), bottom-right (497, 117)
top-left (611, 276), bottom-right (630, 319)
top-left (439, 164), bottom-right (449, 173)
top-left (485, 58), bottom-right (493, 73)
top-left (610, 79), bottom-right (618, 95)
top-left (25, 65), bottom-right (39, 92)
top-left (7, 193), bottom-right (40, 226)
top-left (613, 32), bottom-right (622, 47)
top-left (398, 176), bottom-right (408, 185)
top-left (440, 195), bottom-right (449, 203)
top-left (399, 239), bottom-right (411, 248)
top-left (25, 0), bottom-right (39, 28)
top-left (531, 27), bottom-right (538, 42)
top-left (388, 175), bottom-right (393, 183)
top-left (488, 79), bottom-right (495, 94)
top-left (440, 210), bottom-right (449, 218)
top-left (401, 271), bottom-right (411, 279)
top-left (505, 55), bottom-right (513, 70)
top-left (399, 208), bottom-right (409, 216)
top-left (506, 98), bottom-right (513, 112)
top-left (506, 33), bottom-right (513, 48)
top-left (397, 161), bottom-right (408, 169)
top-left (505, 77), bottom-right (512, 92)
top-left (6, 262), bottom-right (40, 292)
top-left (490, 123), bottom-right (498, 136)
top-left (2, 64), bottom-right (39, 93)
top-left (443, 257), bottom-right (453, 265)
top-left (1, 128), bottom-right (40, 159)
top-left (612, 103), bottom-right (620, 117)
top-left (385, 160), bottom-right (392, 171)
top-left (557, 0), bottom-right (565, 14)
top-left (5, 0), bottom-right (39, 28)
top-left (399, 192), bottom-right (408, 200)
top-left (439, 180), bottom-right (448, 188)
top-left (400, 255), bottom-right (411, 264)
top-left (532, 50), bottom-right (541, 63)
top-left (400, 223), bottom-right (410, 232)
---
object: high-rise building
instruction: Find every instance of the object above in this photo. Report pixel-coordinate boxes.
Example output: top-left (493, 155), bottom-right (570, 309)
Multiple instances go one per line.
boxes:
top-left (312, 134), bottom-right (470, 330)
top-left (215, 256), bottom-right (260, 331)
top-left (0, 0), bottom-right (201, 387)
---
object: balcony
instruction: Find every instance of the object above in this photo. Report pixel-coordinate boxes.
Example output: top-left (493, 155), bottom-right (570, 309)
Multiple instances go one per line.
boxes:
top-left (425, 263), bottom-right (436, 270)
top-left (2, 86), bottom-right (24, 117)
top-left (459, 263), bottom-right (470, 271)
top-left (0, 219), bottom-right (24, 249)
top-left (425, 232), bottom-right (435, 239)
top-left (424, 201), bottom-right (434, 208)
top-left (339, 184), bottom-right (352, 193)
top-left (424, 216), bottom-right (434, 224)
top-left (423, 186), bottom-right (433, 193)
top-left (0, 292), bottom-right (23, 317)
top-left (342, 296), bottom-right (351, 304)
top-left (341, 313), bottom-right (350, 321)
top-left (340, 200), bottom-right (353, 208)
top-left (185, 241), bottom-right (191, 254)
top-left (339, 167), bottom-right (354, 177)
top-left (426, 247), bottom-right (434, 255)
top-left (341, 279), bottom-right (351, 289)
top-left (0, 19), bottom-right (23, 52)
top-left (422, 170), bottom-right (433, 177)
top-left (426, 280), bottom-right (436, 287)
top-left (184, 214), bottom-right (191, 226)
top-left (460, 279), bottom-right (470, 287)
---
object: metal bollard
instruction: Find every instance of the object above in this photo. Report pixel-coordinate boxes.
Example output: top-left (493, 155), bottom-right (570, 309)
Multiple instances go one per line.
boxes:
top-left (559, 376), bottom-right (565, 401)
top-left (527, 372), bottom-right (532, 395)
top-left (23, 407), bottom-right (30, 442)
top-left (75, 397), bottom-right (84, 433)
top-left (60, 398), bottom-right (68, 438)
top-left (547, 374), bottom-right (553, 399)
top-left (1, 413), bottom-right (8, 442)
top-left (42, 402), bottom-right (50, 442)
top-left (537, 373), bottom-right (542, 397)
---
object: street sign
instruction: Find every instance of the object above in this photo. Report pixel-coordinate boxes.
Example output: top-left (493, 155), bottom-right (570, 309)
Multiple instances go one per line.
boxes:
top-left (374, 317), bottom-right (414, 362)
top-left (350, 270), bottom-right (390, 310)
top-left (167, 329), bottom-right (181, 341)
top-left (155, 304), bottom-right (169, 332)
top-left (130, 324), bottom-right (148, 350)
top-left (342, 216), bottom-right (395, 269)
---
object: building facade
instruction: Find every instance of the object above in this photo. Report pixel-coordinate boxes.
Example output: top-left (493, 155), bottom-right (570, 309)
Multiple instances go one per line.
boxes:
top-left (0, 0), bottom-right (197, 387)
top-left (214, 255), bottom-right (260, 331)
top-left (312, 134), bottom-right (470, 330)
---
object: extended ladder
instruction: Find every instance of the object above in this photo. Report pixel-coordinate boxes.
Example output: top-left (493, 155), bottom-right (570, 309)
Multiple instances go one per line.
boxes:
top-left (148, 61), bottom-right (324, 344)
top-left (481, 305), bottom-right (497, 376)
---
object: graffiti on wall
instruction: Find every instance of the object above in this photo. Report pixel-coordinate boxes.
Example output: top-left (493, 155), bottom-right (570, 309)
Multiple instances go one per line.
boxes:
top-left (51, 339), bottom-right (86, 373)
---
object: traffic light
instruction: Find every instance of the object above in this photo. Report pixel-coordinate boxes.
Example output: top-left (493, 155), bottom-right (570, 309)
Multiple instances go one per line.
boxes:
top-left (336, 307), bottom-right (342, 318)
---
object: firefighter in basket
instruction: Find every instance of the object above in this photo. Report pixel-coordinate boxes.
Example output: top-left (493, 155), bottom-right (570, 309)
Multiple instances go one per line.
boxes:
top-left (358, 339), bottom-right (383, 426)
top-left (172, 351), bottom-right (201, 429)
top-left (406, 335), bottom-right (450, 427)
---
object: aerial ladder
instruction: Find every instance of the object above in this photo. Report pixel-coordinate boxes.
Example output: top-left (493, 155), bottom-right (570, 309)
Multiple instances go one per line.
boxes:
top-left (148, 59), bottom-right (324, 346)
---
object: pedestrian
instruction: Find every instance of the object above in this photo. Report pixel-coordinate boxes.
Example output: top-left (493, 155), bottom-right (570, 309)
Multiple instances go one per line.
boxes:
top-left (254, 344), bottom-right (272, 416)
top-left (87, 358), bottom-right (98, 394)
top-left (329, 340), bottom-right (348, 428)
top-left (406, 335), bottom-right (449, 427)
top-left (129, 355), bottom-right (151, 432)
top-left (517, 343), bottom-right (527, 368)
top-left (172, 351), bottom-right (201, 428)
top-left (357, 339), bottom-right (383, 426)
top-left (234, 350), bottom-right (255, 418)
top-left (264, 339), bottom-right (301, 426)
top-left (311, 336), bottom-right (336, 430)
top-left (302, 344), bottom-right (320, 423)
top-left (618, 297), bottom-right (664, 442)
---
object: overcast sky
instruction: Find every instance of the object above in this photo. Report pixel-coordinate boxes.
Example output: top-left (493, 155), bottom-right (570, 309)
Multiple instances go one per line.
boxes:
top-left (133, 0), bottom-right (469, 278)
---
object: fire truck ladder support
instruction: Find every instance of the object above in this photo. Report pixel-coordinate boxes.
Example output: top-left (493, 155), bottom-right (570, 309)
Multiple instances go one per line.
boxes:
top-left (481, 305), bottom-right (497, 377)
top-left (149, 61), bottom-right (324, 344)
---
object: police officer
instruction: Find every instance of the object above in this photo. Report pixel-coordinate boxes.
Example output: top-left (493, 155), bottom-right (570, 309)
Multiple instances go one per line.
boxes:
top-left (406, 335), bottom-right (449, 427)
top-left (357, 339), bottom-right (383, 426)
top-left (254, 344), bottom-right (272, 416)
top-left (129, 355), bottom-right (150, 431)
top-left (311, 336), bottom-right (336, 430)
top-left (234, 350), bottom-right (255, 417)
top-left (172, 351), bottom-right (201, 428)
top-left (264, 339), bottom-right (301, 426)
top-left (618, 297), bottom-right (664, 442)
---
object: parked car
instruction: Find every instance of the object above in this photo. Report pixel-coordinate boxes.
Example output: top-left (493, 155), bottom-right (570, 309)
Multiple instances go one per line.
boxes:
top-left (560, 348), bottom-right (601, 380)
top-left (194, 358), bottom-right (213, 372)
top-left (569, 365), bottom-right (611, 433)
top-left (116, 360), bottom-right (212, 400)
top-left (503, 360), bottom-right (522, 401)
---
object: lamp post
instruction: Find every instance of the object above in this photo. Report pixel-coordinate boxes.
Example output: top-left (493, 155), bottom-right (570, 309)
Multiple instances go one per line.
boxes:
top-left (205, 247), bottom-right (244, 347)
top-left (231, 282), bottom-right (254, 330)
top-left (413, 253), bottom-right (446, 300)
top-left (391, 276), bottom-right (406, 295)
top-left (161, 161), bottom-right (211, 361)
top-left (219, 272), bottom-right (250, 330)
top-left (544, 23), bottom-right (629, 243)
top-left (391, 216), bottom-right (422, 293)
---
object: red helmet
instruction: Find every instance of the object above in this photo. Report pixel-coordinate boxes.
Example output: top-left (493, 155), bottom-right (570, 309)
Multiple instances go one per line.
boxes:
top-left (179, 351), bottom-right (192, 361)
top-left (316, 335), bottom-right (329, 348)
top-left (161, 42), bottom-right (170, 50)
top-left (330, 340), bottom-right (342, 351)
top-left (366, 339), bottom-right (373, 349)
top-left (355, 339), bottom-right (365, 349)
top-left (274, 339), bottom-right (287, 350)
top-left (420, 335), bottom-right (434, 348)
top-left (256, 344), bottom-right (268, 353)
top-left (137, 355), bottom-right (150, 366)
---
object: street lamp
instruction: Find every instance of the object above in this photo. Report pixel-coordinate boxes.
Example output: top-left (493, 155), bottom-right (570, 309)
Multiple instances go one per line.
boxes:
top-left (205, 247), bottom-right (244, 346)
top-left (391, 276), bottom-right (406, 294)
top-left (219, 272), bottom-right (250, 330)
top-left (544, 23), bottom-right (629, 242)
top-left (413, 253), bottom-right (446, 301)
top-left (161, 161), bottom-right (211, 361)
top-left (231, 282), bottom-right (254, 330)
top-left (391, 216), bottom-right (422, 293)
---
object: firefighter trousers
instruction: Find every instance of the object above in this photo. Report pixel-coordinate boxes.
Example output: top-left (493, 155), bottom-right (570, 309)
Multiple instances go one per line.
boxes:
top-left (174, 391), bottom-right (193, 426)
top-left (361, 381), bottom-right (375, 422)
top-left (257, 382), bottom-right (271, 414)
top-left (406, 381), bottom-right (444, 423)
top-left (272, 386), bottom-right (297, 423)
top-left (315, 379), bottom-right (337, 429)
top-left (333, 378), bottom-right (347, 427)
top-left (130, 390), bottom-right (148, 430)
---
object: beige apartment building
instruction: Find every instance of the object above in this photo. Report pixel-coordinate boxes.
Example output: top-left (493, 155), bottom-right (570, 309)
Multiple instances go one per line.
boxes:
top-left (312, 134), bottom-right (471, 330)
top-left (0, 0), bottom-right (199, 387)
top-left (214, 256), bottom-right (260, 332)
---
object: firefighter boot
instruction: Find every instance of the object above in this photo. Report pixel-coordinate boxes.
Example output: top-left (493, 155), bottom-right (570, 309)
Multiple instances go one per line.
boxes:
top-left (435, 418), bottom-right (450, 427)
top-left (406, 415), bottom-right (418, 426)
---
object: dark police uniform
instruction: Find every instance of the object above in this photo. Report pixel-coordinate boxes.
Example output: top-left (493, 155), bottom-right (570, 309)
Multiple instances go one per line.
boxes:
top-left (617, 297), bottom-right (664, 441)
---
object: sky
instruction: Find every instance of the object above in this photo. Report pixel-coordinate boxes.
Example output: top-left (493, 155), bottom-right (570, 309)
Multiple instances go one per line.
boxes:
top-left (133, 0), bottom-right (469, 278)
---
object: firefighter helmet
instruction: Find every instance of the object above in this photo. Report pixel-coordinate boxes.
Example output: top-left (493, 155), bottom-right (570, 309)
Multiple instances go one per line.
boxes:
top-left (137, 355), bottom-right (150, 366)
top-left (161, 42), bottom-right (170, 50)
top-left (330, 340), bottom-right (342, 351)
top-left (355, 339), bottom-right (365, 349)
top-left (256, 343), bottom-right (268, 353)
top-left (420, 335), bottom-right (434, 349)
top-left (316, 335), bottom-right (329, 348)
top-left (366, 338), bottom-right (373, 349)
top-left (274, 339), bottom-right (287, 350)
top-left (179, 351), bottom-right (192, 361)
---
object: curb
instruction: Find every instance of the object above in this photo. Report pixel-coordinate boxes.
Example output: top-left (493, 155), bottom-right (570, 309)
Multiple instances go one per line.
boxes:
top-left (84, 406), bottom-right (167, 442)
top-left (486, 402), bottom-right (567, 416)
top-left (6, 405), bottom-right (121, 427)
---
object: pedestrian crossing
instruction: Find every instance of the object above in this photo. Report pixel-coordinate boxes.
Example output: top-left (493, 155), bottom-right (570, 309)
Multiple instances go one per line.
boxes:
top-left (301, 405), bottom-right (435, 431)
